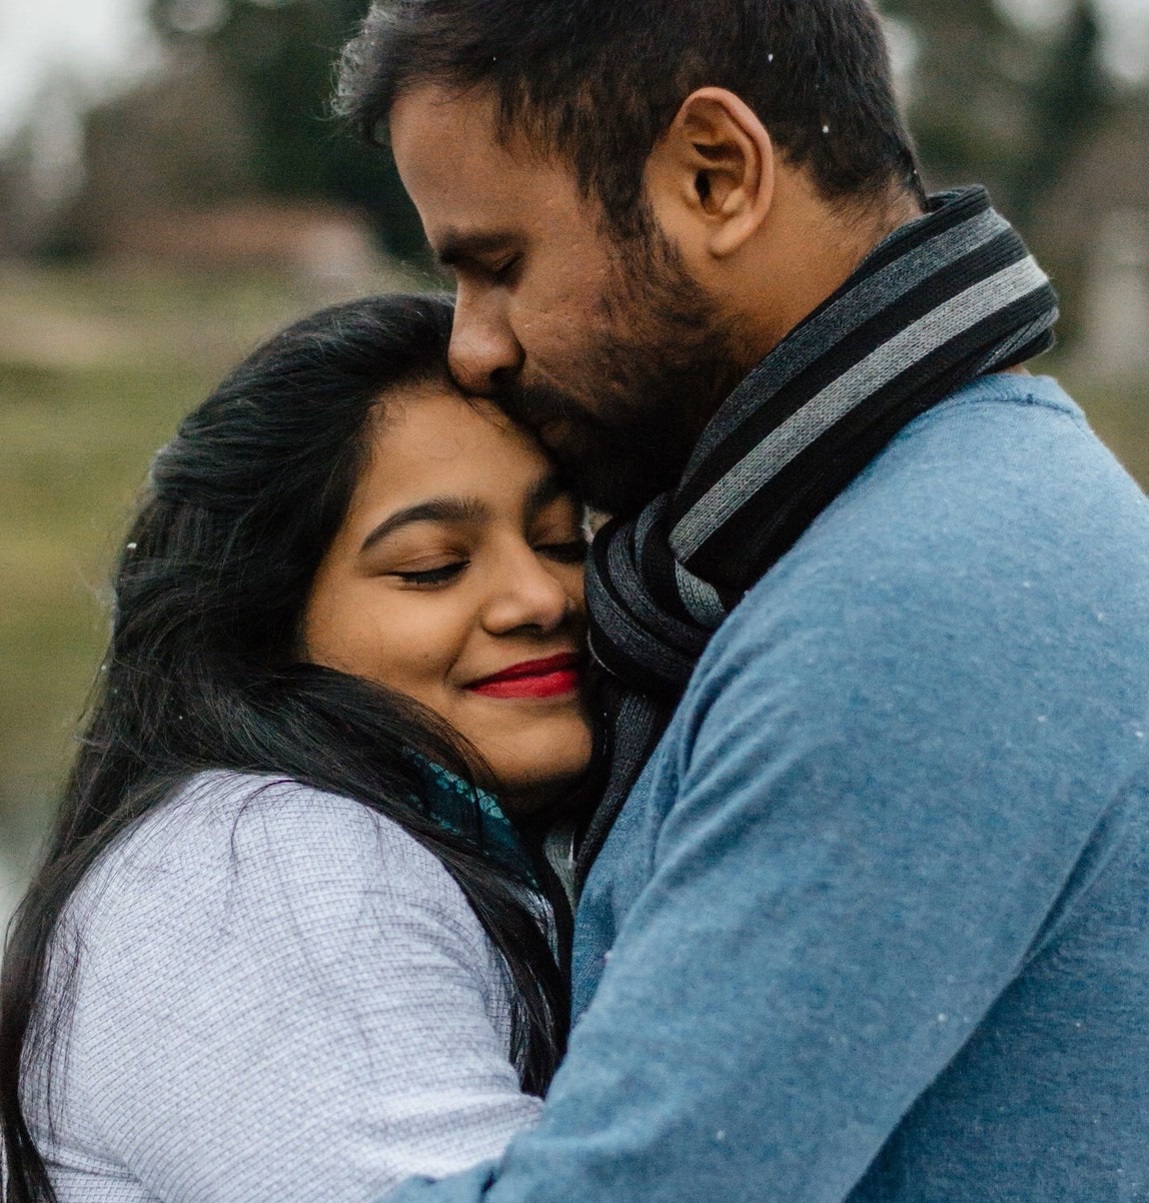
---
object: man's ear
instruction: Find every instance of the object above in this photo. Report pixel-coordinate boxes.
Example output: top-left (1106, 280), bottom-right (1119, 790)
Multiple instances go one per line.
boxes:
top-left (645, 88), bottom-right (775, 259)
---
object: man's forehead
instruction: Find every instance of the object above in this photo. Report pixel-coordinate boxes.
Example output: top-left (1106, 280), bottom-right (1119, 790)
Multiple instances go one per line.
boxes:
top-left (389, 88), bottom-right (505, 232)
top-left (392, 82), bottom-right (490, 138)
top-left (390, 84), bottom-right (587, 246)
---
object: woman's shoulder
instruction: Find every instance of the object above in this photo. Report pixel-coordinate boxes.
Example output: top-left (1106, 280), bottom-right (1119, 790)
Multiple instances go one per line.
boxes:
top-left (98, 767), bottom-right (445, 863)
top-left (35, 776), bottom-right (533, 1200)
top-left (69, 770), bottom-right (486, 962)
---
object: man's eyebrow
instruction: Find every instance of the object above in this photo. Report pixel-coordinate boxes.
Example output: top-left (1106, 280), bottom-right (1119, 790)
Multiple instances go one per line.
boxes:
top-left (435, 229), bottom-right (514, 268)
top-left (360, 497), bottom-right (489, 553)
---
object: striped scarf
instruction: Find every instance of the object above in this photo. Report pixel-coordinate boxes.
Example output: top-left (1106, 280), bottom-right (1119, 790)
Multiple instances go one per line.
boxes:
top-left (578, 187), bottom-right (1058, 878)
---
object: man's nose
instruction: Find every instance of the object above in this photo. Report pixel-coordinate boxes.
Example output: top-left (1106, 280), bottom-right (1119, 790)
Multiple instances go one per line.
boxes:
top-left (449, 291), bottom-right (524, 396)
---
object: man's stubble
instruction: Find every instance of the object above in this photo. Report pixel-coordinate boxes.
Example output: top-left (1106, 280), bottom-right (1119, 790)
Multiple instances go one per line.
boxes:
top-left (494, 224), bottom-right (745, 518)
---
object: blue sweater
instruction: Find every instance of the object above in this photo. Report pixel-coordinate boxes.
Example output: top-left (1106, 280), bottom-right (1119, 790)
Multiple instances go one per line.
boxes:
top-left (387, 374), bottom-right (1149, 1202)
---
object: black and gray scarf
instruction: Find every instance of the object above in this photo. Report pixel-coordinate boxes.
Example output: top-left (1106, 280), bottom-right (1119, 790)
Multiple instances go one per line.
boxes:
top-left (577, 186), bottom-right (1058, 879)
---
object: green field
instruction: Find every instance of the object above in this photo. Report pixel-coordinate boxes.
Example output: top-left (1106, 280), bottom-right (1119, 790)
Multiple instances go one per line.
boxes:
top-left (0, 260), bottom-right (423, 873)
top-left (2, 260), bottom-right (1148, 878)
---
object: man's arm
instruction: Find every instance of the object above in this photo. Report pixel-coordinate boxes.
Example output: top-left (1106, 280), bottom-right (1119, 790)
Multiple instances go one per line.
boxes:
top-left (385, 399), bottom-right (1144, 1202)
top-left (386, 583), bottom-right (1110, 1198)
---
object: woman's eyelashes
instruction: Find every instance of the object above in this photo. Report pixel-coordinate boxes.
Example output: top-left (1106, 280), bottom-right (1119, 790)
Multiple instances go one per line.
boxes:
top-left (384, 533), bottom-right (585, 589)
top-left (391, 560), bottom-right (468, 587)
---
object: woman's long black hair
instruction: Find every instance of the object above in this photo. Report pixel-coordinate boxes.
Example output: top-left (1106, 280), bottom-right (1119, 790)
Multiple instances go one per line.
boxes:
top-left (0, 294), bottom-right (570, 1203)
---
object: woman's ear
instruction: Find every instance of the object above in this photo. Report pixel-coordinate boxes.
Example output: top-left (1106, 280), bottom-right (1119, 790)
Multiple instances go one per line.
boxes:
top-left (645, 88), bottom-right (775, 260)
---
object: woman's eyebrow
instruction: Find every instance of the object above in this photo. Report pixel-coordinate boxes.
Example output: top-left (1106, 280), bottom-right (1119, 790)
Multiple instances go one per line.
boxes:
top-left (360, 497), bottom-right (489, 553)
top-left (525, 473), bottom-right (572, 519)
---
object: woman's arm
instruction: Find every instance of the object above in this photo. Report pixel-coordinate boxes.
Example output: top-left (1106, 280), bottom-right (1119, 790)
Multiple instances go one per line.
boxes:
top-left (42, 772), bottom-right (542, 1203)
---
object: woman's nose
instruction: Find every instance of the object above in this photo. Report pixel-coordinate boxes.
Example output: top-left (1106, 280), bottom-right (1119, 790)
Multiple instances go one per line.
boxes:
top-left (449, 290), bottom-right (524, 396)
top-left (481, 547), bottom-right (578, 636)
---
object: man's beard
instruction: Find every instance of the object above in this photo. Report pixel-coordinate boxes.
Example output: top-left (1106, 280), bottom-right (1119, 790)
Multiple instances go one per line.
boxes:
top-left (495, 227), bottom-right (743, 517)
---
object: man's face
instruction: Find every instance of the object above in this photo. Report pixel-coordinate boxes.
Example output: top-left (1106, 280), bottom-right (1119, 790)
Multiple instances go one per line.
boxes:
top-left (390, 85), bottom-right (740, 516)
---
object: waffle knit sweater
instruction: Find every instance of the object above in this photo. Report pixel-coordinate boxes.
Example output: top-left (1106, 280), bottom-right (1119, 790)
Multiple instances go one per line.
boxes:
top-left (23, 772), bottom-right (541, 1203)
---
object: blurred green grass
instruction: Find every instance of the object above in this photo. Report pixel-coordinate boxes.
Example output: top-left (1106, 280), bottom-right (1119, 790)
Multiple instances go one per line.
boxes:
top-left (0, 260), bottom-right (421, 866)
top-left (1073, 378), bottom-right (1149, 487)
top-left (2, 263), bottom-right (1148, 874)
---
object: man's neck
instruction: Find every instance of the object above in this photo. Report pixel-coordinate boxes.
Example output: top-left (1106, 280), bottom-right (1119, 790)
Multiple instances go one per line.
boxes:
top-left (727, 179), bottom-right (925, 374)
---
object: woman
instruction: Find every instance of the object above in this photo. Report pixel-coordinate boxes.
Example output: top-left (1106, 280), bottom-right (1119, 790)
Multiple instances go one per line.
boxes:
top-left (0, 294), bottom-right (593, 1203)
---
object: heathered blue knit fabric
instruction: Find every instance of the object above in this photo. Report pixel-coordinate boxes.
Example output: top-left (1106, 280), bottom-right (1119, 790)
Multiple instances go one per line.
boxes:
top-left (385, 373), bottom-right (1149, 1202)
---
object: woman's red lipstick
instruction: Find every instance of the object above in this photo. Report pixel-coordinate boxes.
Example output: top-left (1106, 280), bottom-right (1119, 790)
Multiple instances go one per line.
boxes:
top-left (468, 653), bottom-right (582, 699)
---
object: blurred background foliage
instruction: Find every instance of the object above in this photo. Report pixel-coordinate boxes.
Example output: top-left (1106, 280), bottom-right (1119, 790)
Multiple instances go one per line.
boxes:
top-left (142, 0), bottom-right (425, 258)
top-left (1, 0), bottom-right (1148, 910)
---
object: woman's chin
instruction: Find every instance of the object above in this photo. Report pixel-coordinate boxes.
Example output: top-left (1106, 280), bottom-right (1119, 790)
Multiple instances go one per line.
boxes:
top-left (483, 719), bottom-right (594, 818)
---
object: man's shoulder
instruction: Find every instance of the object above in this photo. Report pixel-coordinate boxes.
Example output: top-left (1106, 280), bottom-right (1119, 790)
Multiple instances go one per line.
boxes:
top-left (731, 371), bottom-right (1144, 621)
top-left (682, 370), bottom-right (1149, 744)
top-left (932, 369), bottom-right (1085, 419)
top-left (864, 371), bottom-right (1119, 515)
top-left (837, 371), bottom-right (1126, 532)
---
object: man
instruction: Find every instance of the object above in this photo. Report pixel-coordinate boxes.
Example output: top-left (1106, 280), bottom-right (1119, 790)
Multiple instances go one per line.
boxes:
top-left (337, 2), bottom-right (1149, 1199)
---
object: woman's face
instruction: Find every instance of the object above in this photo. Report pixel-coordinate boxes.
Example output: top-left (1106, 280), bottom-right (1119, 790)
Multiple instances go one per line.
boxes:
top-left (304, 383), bottom-right (592, 814)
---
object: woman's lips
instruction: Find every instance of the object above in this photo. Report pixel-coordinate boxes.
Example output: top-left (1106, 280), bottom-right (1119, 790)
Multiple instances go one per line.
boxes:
top-left (467, 653), bottom-right (582, 699)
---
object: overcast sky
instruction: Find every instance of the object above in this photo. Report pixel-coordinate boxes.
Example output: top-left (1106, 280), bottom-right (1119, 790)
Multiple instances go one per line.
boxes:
top-left (0, 0), bottom-right (154, 144)
top-left (1, 0), bottom-right (1146, 147)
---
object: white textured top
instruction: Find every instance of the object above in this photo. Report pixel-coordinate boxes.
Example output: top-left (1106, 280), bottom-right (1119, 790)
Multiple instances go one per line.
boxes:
top-left (24, 771), bottom-right (542, 1203)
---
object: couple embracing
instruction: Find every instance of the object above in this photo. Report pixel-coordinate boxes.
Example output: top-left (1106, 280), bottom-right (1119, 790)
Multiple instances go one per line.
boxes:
top-left (4, 3), bottom-right (1149, 1202)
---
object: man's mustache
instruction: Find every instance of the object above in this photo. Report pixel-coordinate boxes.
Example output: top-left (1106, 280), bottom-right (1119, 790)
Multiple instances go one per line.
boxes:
top-left (493, 382), bottom-right (583, 430)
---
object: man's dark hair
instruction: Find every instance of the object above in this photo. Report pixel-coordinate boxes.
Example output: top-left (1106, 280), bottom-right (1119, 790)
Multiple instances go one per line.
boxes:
top-left (337, 0), bottom-right (924, 236)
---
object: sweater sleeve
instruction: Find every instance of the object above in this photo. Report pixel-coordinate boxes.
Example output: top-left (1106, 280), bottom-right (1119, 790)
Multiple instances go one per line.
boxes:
top-left (380, 393), bottom-right (1149, 1203)
top-left (49, 773), bottom-right (541, 1203)
top-left (383, 614), bottom-right (1051, 1203)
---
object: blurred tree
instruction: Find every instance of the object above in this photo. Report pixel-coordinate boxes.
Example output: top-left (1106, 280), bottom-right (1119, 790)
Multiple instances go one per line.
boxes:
top-left (882, 0), bottom-right (1024, 200)
top-left (883, 0), bottom-right (1113, 228)
top-left (148, 0), bottom-right (425, 260)
top-left (1011, 1), bottom-right (1109, 226)
top-left (883, 0), bottom-right (1121, 342)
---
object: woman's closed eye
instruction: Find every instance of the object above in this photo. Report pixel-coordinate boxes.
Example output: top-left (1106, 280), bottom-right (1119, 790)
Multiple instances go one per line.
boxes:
top-left (391, 560), bottom-right (469, 587)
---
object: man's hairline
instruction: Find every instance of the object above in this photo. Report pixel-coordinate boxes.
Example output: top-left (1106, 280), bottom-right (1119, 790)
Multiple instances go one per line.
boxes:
top-left (380, 74), bottom-right (917, 238)
top-left (381, 74), bottom-right (643, 240)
